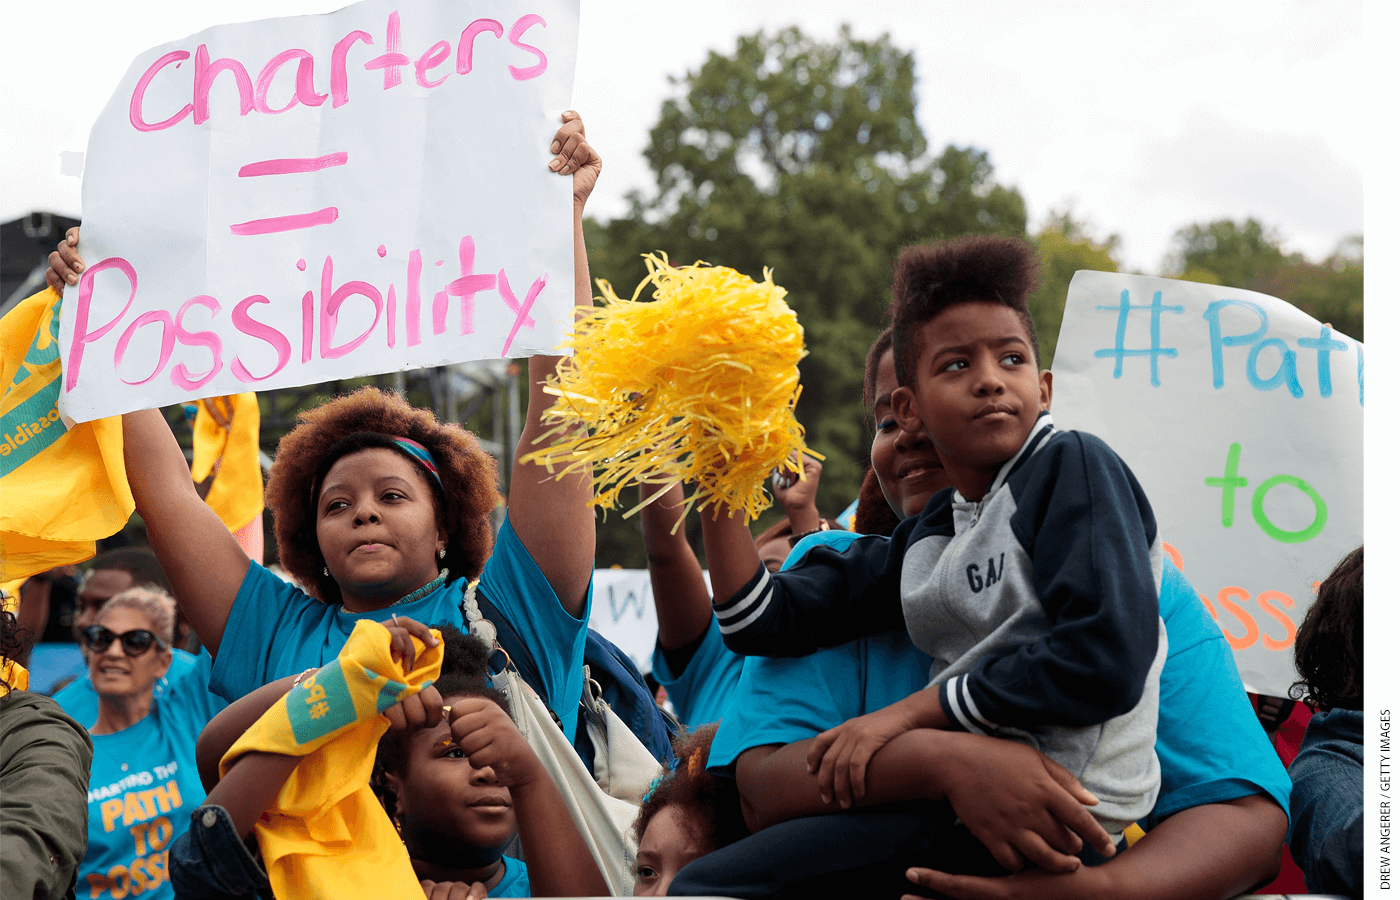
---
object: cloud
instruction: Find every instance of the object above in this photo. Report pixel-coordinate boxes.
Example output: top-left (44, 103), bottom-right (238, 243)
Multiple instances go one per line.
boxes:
top-left (1127, 106), bottom-right (1361, 263)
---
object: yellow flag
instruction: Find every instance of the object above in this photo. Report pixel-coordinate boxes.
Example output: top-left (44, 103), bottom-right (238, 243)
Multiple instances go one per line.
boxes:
top-left (0, 289), bottom-right (132, 582)
top-left (223, 621), bottom-right (442, 900)
top-left (0, 578), bottom-right (26, 614)
top-left (0, 659), bottom-right (29, 694)
top-left (190, 393), bottom-right (264, 533)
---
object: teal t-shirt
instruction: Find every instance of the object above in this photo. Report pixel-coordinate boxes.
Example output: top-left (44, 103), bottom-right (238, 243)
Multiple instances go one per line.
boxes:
top-left (652, 530), bottom-right (868, 732)
top-left (54, 648), bottom-right (226, 730)
top-left (490, 854), bottom-right (530, 897)
top-left (78, 674), bottom-right (223, 900)
top-left (209, 517), bottom-right (592, 738)
top-left (709, 530), bottom-right (1292, 827)
top-left (651, 616), bottom-right (744, 729)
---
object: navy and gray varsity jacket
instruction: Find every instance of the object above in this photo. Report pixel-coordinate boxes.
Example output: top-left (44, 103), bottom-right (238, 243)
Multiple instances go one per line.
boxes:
top-left (715, 412), bottom-right (1166, 833)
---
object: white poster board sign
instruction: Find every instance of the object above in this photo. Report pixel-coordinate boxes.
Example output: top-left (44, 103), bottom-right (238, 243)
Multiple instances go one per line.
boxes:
top-left (588, 569), bottom-right (661, 676)
top-left (1051, 271), bottom-right (1362, 697)
top-left (59, 0), bottom-right (579, 422)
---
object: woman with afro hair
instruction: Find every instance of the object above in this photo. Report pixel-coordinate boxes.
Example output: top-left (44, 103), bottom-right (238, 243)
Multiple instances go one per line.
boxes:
top-left (60, 113), bottom-right (602, 744)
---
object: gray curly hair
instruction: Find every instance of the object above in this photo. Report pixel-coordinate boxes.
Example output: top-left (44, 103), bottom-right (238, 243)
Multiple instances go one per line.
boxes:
top-left (98, 587), bottom-right (177, 647)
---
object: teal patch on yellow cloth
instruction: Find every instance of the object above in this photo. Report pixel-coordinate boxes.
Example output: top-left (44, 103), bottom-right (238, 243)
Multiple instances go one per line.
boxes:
top-left (287, 663), bottom-right (359, 745)
top-left (0, 289), bottom-right (133, 581)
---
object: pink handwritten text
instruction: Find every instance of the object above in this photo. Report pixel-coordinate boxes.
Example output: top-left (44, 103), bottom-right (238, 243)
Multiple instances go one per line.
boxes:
top-left (230, 207), bottom-right (340, 236)
top-left (129, 10), bottom-right (550, 132)
top-left (66, 240), bottom-right (550, 391)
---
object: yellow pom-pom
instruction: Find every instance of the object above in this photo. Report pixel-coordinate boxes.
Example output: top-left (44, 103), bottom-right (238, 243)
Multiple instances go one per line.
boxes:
top-left (521, 253), bottom-right (819, 523)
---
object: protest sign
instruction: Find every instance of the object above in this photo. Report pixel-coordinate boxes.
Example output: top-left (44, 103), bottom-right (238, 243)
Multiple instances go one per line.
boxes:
top-left (59, 0), bottom-right (579, 422)
top-left (1051, 271), bottom-right (1362, 697)
top-left (589, 568), bottom-right (663, 676)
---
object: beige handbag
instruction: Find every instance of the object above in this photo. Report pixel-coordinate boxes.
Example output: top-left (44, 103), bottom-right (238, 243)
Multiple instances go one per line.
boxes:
top-left (463, 585), bottom-right (662, 896)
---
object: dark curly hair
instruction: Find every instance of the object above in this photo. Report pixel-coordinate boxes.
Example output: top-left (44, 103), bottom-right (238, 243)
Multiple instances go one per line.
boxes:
top-left (265, 387), bottom-right (499, 604)
top-left (374, 623), bottom-right (511, 822)
top-left (1, 609), bottom-right (34, 665)
top-left (862, 327), bottom-right (895, 419)
top-left (1290, 546), bottom-right (1363, 712)
top-left (890, 234), bottom-right (1042, 388)
top-left (633, 722), bottom-right (747, 858)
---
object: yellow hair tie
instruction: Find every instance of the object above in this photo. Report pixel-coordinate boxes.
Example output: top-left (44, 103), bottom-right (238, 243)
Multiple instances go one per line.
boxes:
top-left (523, 253), bottom-right (818, 523)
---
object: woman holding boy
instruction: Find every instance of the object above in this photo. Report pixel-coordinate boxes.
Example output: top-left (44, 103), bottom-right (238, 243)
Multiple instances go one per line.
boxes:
top-left (681, 235), bottom-right (1289, 899)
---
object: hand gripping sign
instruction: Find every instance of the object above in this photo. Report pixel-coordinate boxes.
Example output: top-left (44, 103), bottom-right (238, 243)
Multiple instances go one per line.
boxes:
top-left (58, 0), bottom-right (579, 422)
top-left (1051, 271), bottom-right (1362, 698)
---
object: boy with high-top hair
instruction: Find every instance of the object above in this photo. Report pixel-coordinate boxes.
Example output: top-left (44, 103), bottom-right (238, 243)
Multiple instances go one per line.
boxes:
top-left (700, 233), bottom-right (1166, 845)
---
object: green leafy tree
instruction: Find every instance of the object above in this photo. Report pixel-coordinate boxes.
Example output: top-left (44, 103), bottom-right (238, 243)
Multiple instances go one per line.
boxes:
top-left (1027, 210), bottom-right (1121, 369)
top-left (1168, 218), bottom-right (1286, 289)
top-left (1166, 219), bottom-right (1363, 342)
top-left (1253, 236), bottom-right (1364, 342)
top-left (587, 27), bottom-right (1028, 565)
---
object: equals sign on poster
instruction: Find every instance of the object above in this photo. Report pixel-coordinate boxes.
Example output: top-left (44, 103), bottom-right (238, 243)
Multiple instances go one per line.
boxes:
top-left (230, 152), bottom-right (347, 235)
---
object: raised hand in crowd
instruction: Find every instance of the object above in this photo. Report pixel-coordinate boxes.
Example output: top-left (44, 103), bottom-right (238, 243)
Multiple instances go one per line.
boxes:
top-left (640, 480), bottom-right (711, 656)
top-left (770, 451), bottom-right (824, 536)
top-left (46, 226), bottom-right (81, 290)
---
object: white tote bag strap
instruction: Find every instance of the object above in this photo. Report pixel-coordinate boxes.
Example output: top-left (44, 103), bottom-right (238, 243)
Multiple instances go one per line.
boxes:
top-left (462, 582), bottom-right (649, 895)
top-left (495, 666), bottom-right (642, 896)
top-left (580, 667), bottom-right (668, 806)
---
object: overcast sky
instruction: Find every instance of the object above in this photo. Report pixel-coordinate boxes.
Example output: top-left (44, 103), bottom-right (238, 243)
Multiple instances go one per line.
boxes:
top-left (2, 0), bottom-right (1362, 275)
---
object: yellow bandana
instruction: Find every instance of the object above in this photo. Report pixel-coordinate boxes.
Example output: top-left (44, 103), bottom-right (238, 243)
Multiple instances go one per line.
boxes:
top-left (0, 658), bottom-right (29, 695)
top-left (222, 621), bottom-right (443, 900)
top-left (190, 393), bottom-right (264, 534)
top-left (0, 288), bottom-right (132, 581)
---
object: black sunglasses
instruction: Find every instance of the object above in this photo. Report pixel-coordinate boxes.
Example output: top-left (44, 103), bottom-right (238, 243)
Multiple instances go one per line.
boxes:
top-left (81, 625), bottom-right (168, 656)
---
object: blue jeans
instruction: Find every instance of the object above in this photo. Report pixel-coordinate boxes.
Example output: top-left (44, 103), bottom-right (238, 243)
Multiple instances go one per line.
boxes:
top-left (668, 800), bottom-right (1007, 899)
top-left (1288, 707), bottom-right (1362, 897)
top-left (168, 805), bottom-right (270, 900)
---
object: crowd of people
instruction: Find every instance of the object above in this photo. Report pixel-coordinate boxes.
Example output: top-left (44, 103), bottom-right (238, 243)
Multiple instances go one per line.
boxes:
top-left (1, 112), bottom-right (1363, 900)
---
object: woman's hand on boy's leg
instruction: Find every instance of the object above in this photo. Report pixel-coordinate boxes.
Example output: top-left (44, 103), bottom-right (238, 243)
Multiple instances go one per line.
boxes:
top-left (808, 704), bottom-right (920, 808)
top-left (902, 861), bottom-right (1108, 900)
top-left (937, 736), bottom-right (1114, 874)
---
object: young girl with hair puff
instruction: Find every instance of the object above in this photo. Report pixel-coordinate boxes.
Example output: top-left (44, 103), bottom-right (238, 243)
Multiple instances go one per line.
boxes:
top-left (632, 723), bottom-right (747, 896)
top-left (172, 619), bottom-right (606, 899)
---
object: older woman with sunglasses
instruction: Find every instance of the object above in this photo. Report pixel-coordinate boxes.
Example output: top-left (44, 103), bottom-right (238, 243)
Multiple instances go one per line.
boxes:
top-left (76, 588), bottom-right (223, 900)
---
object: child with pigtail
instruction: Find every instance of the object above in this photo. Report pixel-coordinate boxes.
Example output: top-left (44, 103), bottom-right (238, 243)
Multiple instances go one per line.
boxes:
top-left (632, 722), bottom-right (748, 897)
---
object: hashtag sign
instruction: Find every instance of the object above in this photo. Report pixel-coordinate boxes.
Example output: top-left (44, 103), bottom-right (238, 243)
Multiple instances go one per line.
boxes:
top-left (288, 664), bottom-right (357, 744)
top-left (1093, 289), bottom-right (1184, 387)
